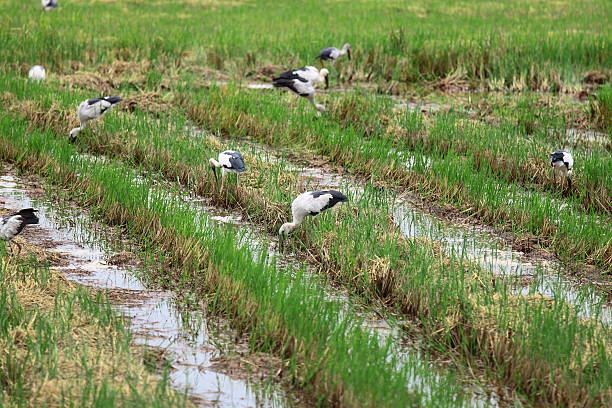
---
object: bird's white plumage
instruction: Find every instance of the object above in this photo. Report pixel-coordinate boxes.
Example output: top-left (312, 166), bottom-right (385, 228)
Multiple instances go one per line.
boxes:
top-left (291, 192), bottom-right (333, 224)
top-left (0, 216), bottom-right (24, 241)
top-left (273, 67), bottom-right (329, 114)
top-left (28, 65), bottom-right (46, 81)
top-left (70, 97), bottom-right (122, 140)
top-left (551, 149), bottom-right (574, 175)
top-left (77, 99), bottom-right (113, 123)
top-left (318, 44), bottom-right (351, 62)
top-left (279, 190), bottom-right (348, 238)
top-left (41, 0), bottom-right (57, 11)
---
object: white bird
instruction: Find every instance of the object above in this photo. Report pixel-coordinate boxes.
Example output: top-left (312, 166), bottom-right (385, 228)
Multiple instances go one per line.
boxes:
top-left (1, 208), bottom-right (39, 255)
top-left (41, 0), bottom-right (58, 11)
top-left (209, 150), bottom-right (247, 183)
top-left (550, 149), bottom-right (574, 189)
top-left (279, 190), bottom-right (348, 242)
top-left (317, 43), bottom-right (352, 66)
top-left (69, 96), bottom-right (123, 141)
top-left (273, 66), bottom-right (329, 115)
top-left (28, 65), bottom-right (46, 81)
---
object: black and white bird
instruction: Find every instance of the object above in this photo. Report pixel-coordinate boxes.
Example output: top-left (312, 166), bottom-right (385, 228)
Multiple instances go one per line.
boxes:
top-left (69, 96), bottom-right (123, 141)
top-left (209, 150), bottom-right (247, 182)
top-left (273, 66), bottom-right (329, 115)
top-left (550, 149), bottom-right (574, 189)
top-left (1, 208), bottom-right (39, 255)
top-left (28, 65), bottom-right (46, 81)
top-left (278, 190), bottom-right (348, 242)
top-left (317, 43), bottom-right (351, 66)
top-left (41, 0), bottom-right (58, 11)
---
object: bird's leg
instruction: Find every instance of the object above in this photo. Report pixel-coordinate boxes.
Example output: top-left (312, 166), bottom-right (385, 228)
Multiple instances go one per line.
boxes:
top-left (306, 95), bottom-right (318, 112)
top-left (8, 241), bottom-right (22, 258)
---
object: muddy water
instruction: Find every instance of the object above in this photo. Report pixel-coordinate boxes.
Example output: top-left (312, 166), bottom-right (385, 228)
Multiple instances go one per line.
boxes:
top-left (219, 131), bottom-right (609, 324)
top-left (290, 162), bottom-right (611, 323)
top-left (0, 174), bottom-right (293, 408)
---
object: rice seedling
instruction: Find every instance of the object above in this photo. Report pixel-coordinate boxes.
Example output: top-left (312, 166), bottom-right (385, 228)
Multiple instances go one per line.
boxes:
top-left (0, 99), bottom-right (610, 406)
top-left (0, 0), bottom-right (610, 91)
top-left (1, 0), bottom-right (610, 405)
top-left (0, 245), bottom-right (189, 407)
top-left (177, 85), bottom-right (611, 271)
top-left (0, 113), bottom-right (472, 408)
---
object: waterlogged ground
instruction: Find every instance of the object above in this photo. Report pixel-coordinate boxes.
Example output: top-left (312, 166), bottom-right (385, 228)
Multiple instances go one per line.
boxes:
top-left (1, 1), bottom-right (611, 406)
top-left (0, 172), bottom-right (304, 408)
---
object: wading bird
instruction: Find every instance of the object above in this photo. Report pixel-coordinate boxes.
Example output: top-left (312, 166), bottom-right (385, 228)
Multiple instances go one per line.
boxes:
top-left (41, 0), bottom-right (58, 11)
top-left (316, 43), bottom-right (352, 67)
top-left (69, 96), bottom-right (122, 141)
top-left (209, 150), bottom-right (247, 184)
top-left (1, 208), bottom-right (39, 256)
top-left (550, 149), bottom-right (574, 189)
top-left (273, 66), bottom-right (329, 115)
top-left (279, 190), bottom-right (348, 243)
top-left (28, 65), bottom-right (46, 81)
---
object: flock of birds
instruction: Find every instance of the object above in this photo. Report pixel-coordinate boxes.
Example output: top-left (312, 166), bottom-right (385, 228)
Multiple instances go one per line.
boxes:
top-left (3, 2), bottom-right (575, 253)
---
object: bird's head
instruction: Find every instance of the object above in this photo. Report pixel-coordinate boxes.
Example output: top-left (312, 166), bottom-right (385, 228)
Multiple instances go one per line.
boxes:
top-left (320, 68), bottom-right (330, 88)
top-left (343, 43), bottom-right (352, 59)
top-left (278, 222), bottom-right (296, 241)
top-left (69, 127), bottom-right (80, 142)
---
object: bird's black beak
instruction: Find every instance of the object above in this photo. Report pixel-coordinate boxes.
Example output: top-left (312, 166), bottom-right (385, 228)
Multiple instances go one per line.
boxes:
top-left (347, 49), bottom-right (351, 60)
top-left (325, 75), bottom-right (329, 89)
top-left (211, 166), bottom-right (219, 182)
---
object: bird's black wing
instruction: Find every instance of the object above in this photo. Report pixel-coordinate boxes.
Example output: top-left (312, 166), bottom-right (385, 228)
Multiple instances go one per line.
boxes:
top-left (227, 152), bottom-right (246, 172)
top-left (2, 208), bottom-right (39, 237)
top-left (317, 48), bottom-right (334, 60)
top-left (310, 190), bottom-right (348, 212)
top-left (103, 96), bottom-right (123, 104)
top-left (273, 69), bottom-right (309, 82)
top-left (86, 97), bottom-right (104, 105)
top-left (550, 150), bottom-right (566, 165)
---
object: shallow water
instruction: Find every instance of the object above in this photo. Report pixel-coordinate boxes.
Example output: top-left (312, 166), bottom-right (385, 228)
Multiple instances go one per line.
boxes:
top-left (0, 174), bottom-right (293, 408)
top-left (287, 160), bottom-right (611, 324)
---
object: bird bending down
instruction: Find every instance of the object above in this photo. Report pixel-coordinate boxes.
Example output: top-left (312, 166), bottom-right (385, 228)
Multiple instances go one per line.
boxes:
top-left (272, 66), bottom-right (329, 115)
top-left (28, 65), bottom-right (46, 81)
top-left (69, 96), bottom-right (123, 141)
top-left (317, 43), bottom-right (352, 67)
top-left (1, 208), bottom-right (39, 256)
top-left (279, 190), bottom-right (348, 243)
top-left (550, 149), bottom-right (574, 190)
top-left (209, 150), bottom-right (247, 185)
top-left (41, 0), bottom-right (58, 11)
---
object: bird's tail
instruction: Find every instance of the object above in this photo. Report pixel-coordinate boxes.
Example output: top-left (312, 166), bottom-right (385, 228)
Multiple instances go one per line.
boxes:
top-left (15, 208), bottom-right (39, 225)
top-left (272, 78), bottom-right (292, 88)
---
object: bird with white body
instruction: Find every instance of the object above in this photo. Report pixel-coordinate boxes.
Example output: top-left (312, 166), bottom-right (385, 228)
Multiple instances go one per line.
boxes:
top-left (279, 190), bottom-right (348, 244)
top-left (69, 96), bottom-right (123, 141)
top-left (41, 0), bottom-right (58, 11)
top-left (317, 43), bottom-right (352, 66)
top-left (209, 150), bottom-right (247, 184)
top-left (550, 149), bottom-right (574, 189)
top-left (1, 208), bottom-right (39, 256)
top-left (272, 66), bottom-right (329, 115)
top-left (28, 65), bottom-right (46, 81)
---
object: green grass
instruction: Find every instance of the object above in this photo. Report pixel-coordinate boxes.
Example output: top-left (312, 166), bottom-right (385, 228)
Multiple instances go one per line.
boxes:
top-left (0, 81), bottom-right (610, 406)
top-left (0, 113), bottom-right (471, 407)
top-left (0, 0), bottom-right (610, 91)
top-left (0, 247), bottom-right (189, 407)
top-left (178, 85), bottom-right (611, 270)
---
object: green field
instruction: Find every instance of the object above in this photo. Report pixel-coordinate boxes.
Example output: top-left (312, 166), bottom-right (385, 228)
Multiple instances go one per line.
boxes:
top-left (1, 1), bottom-right (610, 407)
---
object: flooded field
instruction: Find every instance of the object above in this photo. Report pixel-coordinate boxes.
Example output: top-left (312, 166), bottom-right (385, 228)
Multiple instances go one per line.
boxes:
top-left (1, 0), bottom-right (610, 407)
